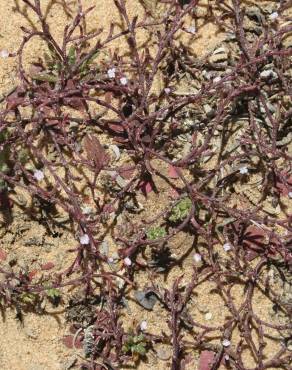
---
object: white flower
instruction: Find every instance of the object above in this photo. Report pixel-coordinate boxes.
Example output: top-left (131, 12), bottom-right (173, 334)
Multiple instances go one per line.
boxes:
top-left (186, 26), bottom-right (196, 35)
top-left (120, 77), bottom-right (128, 85)
top-left (213, 76), bottom-right (221, 83)
top-left (193, 253), bottom-right (202, 264)
top-left (269, 12), bottom-right (278, 21)
top-left (140, 320), bottom-right (147, 331)
top-left (222, 339), bottom-right (231, 347)
top-left (80, 234), bottom-right (90, 245)
top-left (33, 170), bottom-right (44, 181)
top-left (0, 50), bottom-right (9, 58)
top-left (288, 192), bottom-right (292, 199)
top-left (164, 87), bottom-right (171, 94)
top-left (223, 243), bottom-right (232, 252)
top-left (239, 166), bottom-right (248, 175)
top-left (124, 257), bottom-right (132, 266)
top-left (107, 68), bottom-right (116, 79)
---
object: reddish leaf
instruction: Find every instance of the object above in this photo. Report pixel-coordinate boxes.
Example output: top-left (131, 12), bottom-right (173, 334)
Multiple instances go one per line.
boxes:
top-left (6, 88), bottom-right (25, 110)
top-left (41, 262), bottom-right (55, 271)
top-left (275, 172), bottom-right (292, 196)
top-left (0, 248), bottom-right (7, 261)
top-left (168, 165), bottom-right (179, 179)
top-left (108, 123), bottom-right (125, 134)
top-left (83, 134), bottom-right (109, 173)
top-left (139, 180), bottom-right (153, 195)
top-left (64, 79), bottom-right (86, 111)
top-left (198, 351), bottom-right (216, 370)
top-left (118, 166), bottom-right (135, 179)
top-left (28, 269), bottom-right (38, 281)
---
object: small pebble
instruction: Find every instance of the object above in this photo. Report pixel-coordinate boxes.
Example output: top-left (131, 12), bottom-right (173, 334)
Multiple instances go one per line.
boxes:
top-left (0, 49), bottom-right (9, 58)
top-left (140, 320), bottom-right (148, 331)
top-left (269, 12), bottom-right (278, 21)
top-left (205, 312), bottom-right (213, 320)
top-left (222, 339), bottom-right (231, 347)
top-left (213, 76), bottom-right (221, 83)
top-left (186, 26), bottom-right (196, 34)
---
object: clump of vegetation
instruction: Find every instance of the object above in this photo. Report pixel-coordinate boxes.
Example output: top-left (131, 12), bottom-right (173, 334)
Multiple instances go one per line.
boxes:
top-left (122, 333), bottom-right (148, 357)
top-left (168, 197), bottom-right (192, 222)
top-left (146, 225), bottom-right (167, 240)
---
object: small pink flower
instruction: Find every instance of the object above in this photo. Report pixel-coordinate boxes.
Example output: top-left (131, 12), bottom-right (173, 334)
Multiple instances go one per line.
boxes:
top-left (223, 243), bottom-right (232, 252)
top-left (120, 77), bottom-right (128, 85)
top-left (124, 257), bottom-right (132, 266)
top-left (34, 170), bottom-right (44, 181)
top-left (80, 234), bottom-right (90, 245)
top-left (107, 68), bottom-right (116, 79)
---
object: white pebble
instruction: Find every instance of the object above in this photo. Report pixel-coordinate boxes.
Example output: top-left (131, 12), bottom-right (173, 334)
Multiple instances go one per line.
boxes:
top-left (222, 339), bottom-right (231, 347)
top-left (124, 257), bottom-right (132, 266)
top-left (205, 312), bottom-right (212, 320)
top-left (140, 320), bottom-right (147, 331)
top-left (120, 77), bottom-right (128, 85)
top-left (109, 144), bottom-right (120, 161)
top-left (223, 243), bottom-right (232, 252)
top-left (213, 76), bottom-right (221, 83)
top-left (288, 192), bottom-right (292, 199)
top-left (0, 50), bottom-right (9, 58)
top-left (193, 253), bottom-right (202, 264)
top-left (269, 12), bottom-right (278, 21)
top-left (164, 87), bottom-right (171, 94)
top-left (186, 26), bottom-right (196, 35)
top-left (225, 354), bottom-right (230, 361)
top-left (33, 170), bottom-right (44, 181)
top-left (80, 234), bottom-right (90, 245)
top-left (107, 68), bottom-right (116, 79)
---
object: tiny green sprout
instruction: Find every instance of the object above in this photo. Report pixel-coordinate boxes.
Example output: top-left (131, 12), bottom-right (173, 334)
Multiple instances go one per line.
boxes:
top-left (46, 288), bottom-right (61, 300)
top-left (146, 226), bottom-right (167, 240)
top-left (68, 45), bottom-right (77, 66)
top-left (20, 292), bottom-right (37, 305)
top-left (168, 197), bottom-right (192, 222)
top-left (122, 333), bottom-right (147, 357)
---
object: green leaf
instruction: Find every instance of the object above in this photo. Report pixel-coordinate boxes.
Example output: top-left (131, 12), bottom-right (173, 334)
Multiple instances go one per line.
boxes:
top-left (133, 343), bottom-right (146, 355)
top-left (169, 197), bottom-right (192, 222)
top-left (20, 292), bottom-right (37, 304)
top-left (68, 45), bottom-right (76, 66)
top-left (46, 288), bottom-right (61, 299)
top-left (31, 73), bottom-right (58, 83)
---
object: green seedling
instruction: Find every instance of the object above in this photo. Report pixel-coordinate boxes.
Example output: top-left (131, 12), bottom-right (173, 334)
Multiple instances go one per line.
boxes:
top-left (122, 333), bottom-right (147, 357)
top-left (168, 197), bottom-right (192, 222)
top-left (146, 226), bottom-right (167, 240)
